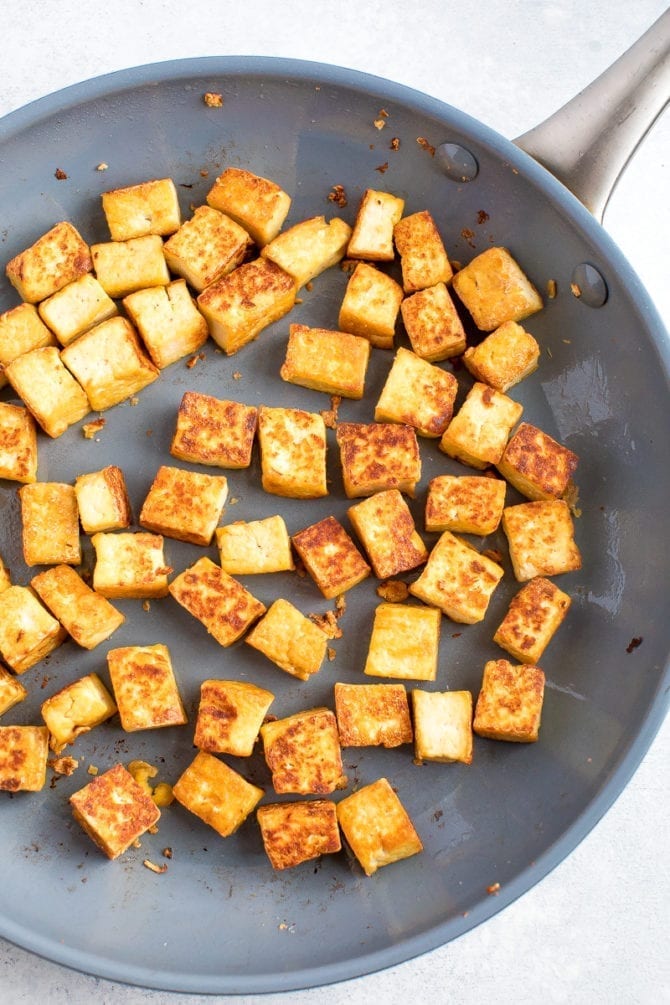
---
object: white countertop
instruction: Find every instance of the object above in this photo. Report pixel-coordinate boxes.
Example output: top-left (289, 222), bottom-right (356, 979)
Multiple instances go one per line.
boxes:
top-left (1, 2), bottom-right (668, 1002)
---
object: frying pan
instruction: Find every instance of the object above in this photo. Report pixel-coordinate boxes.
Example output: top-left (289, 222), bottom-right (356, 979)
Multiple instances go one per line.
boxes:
top-left (0, 11), bottom-right (668, 996)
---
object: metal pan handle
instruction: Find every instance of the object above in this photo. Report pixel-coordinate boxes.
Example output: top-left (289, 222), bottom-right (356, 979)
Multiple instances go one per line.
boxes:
top-left (514, 9), bottom-right (670, 220)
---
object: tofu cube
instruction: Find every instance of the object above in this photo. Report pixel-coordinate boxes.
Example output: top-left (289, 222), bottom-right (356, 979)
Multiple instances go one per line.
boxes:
top-left (19, 482), bottom-right (80, 566)
top-left (31, 564), bottom-right (124, 649)
top-left (172, 751), bottom-right (264, 837)
top-left (262, 215), bottom-right (352, 288)
top-left (107, 644), bottom-right (187, 732)
top-left (206, 166), bottom-right (291, 246)
top-left (257, 800), bottom-right (341, 870)
top-left (101, 177), bottom-right (181, 240)
top-left (38, 274), bottom-right (118, 346)
top-left (462, 320), bottom-right (540, 392)
top-left (260, 707), bottom-right (347, 795)
top-left (411, 689), bottom-right (473, 764)
top-left (257, 405), bottom-right (327, 498)
top-left (91, 234), bottom-right (170, 299)
top-left (364, 603), bottom-right (440, 681)
top-left (163, 205), bottom-right (253, 292)
top-left (122, 279), bottom-right (208, 369)
top-left (216, 515), bottom-right (294, 575)
top-left (374, 346), bottom-right (458, 437)
top-left (393, 210), bottom-right (453, 291)
top-left (401, 282), bottom-right (467, 362)
top-left (497, 422), bottom-right (579, 501)
top-left (439, 382), bottom-right (523, 469)
top-left (0, 302), bottom-right (56, 387)
top-left (194, 679), bottom-right (274, 757)
top-left (291, 515), bottom-right (371, 599)
top-left (74, 465), bottom-right (133, 533)
top-left (0, 585), bottom-right (67, 673)
top-left (170, 391), bottom-right (258, 469)
top-left (451, 246), bottom-right (543, 331)
top-left (40, 672), bottom-right (117, 753)
top-left (245, 598), bottom-right (328, 681)
top-left (502, 499), bottom-right (582, 581)
top-left (347, 189), bottom-right (405, 261)
top-left (336, 777), bottom-right (423, 876)
top-left (0, 667), bottom-right (27, 718)
top-left (0, 401), bottom-right (38, 483)
top-left (168, 556), bottom-right (265, 646)
top-left (473, 658), bottom-right (545, 742)
top-left (91, 531), bottom-right (171, 599)
top-left (69, 763), bottom-right (161, 858)
top-left (139, 464), bottom-right (228, 547)
top-left (4, 345), bottom-right (90, 438)
top-left (336, 421), bottom-right (421, 498)
top-left (6, 222), bottom-right (92, 303)
top-left (334, 682), bottom-right (412, 747)
top-left (494, 576), bottom-right (571, 664)
top-left (280, 324), bottom-right (371, 399)
top-left (348, 489), bottom-right (428, 579)
top-left (197, 258), bottom-right (297, 355)
top-left (425, 474), bottom-right (507, 535)
top-left (338, 262), bottom-right (403, 349)
top-left (0, 725), bottom-right (49, 791)
top-left (409, 531), bottom-right (504, 624)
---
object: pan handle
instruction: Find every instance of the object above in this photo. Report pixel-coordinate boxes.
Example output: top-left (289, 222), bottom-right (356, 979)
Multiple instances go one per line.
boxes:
top-left (514, 9), bottom-right (670, 220)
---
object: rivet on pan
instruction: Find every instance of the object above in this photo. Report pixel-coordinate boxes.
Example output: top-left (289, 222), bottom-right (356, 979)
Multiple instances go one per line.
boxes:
top-left (435, 143), bottom-right (479, 183)
top-left (571, 263), bottom-right (608, 308)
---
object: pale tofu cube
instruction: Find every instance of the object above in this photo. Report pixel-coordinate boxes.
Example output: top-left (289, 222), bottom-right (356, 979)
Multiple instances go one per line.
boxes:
top-left (74, 465), bottom-right (132, 533)
top-left (502, 499), bottom-right (582, 581)
top-left (336, 421), bottom-right (421, 498)
top-left (101, 177), bottom-right (181, 241)
top-left (38, 274), bottom-right (118, 346)
top-left (0, 725), bottom-right (49, 791)
top-left (206, 166), bottom-right (291, 246)
top-left (257, 405), bottom-right (327, 499)
top-left (348, 489), bottom-right (428, 579)
top-left (347, 189), bottom-right (405, 261)
top-left (69, 763), bottom-right (161, 858)
top-left (262, 215), bottom-right (352, 288)
top-left (107, 644), bottom-right (187, 732)
top-left (280, 324), bottom-right (371, 399)
top-left (462, 320), bottom-right (540, 392)
top-left (172, 750), bottom-right (264, 837)
top-left (473, 658), bottom-right (545, 742)
top-left (40, 673), bottom-right (117, 753)
top-left (31, 564), bottom-right (124, 650)
top-left (400, 282), bottom-right (467, 361)
top-left (122, 279), bottom-right (208, 369)
top-left (170, 391), bottom-right (258, 469)
top-left (0, 302), bottom-right (56, 387)
top-left (4, 346), bottom-right (90, 438)
top-left (19, 482), bottom-right (80, 566)
top-left (425, 474), bottom-right (507, 535)
top-left (163, 204), bottom-right (253, 291)
top-left (451, 246), bottom-right (543, 331)
top-left (409, 531), bottom-right (504, 624)
top-left (0, 585), bottom-right (67, 673)
top-left (334, 682), bottom-right (412, 747)
top-left (6, 222), bottom-right (92, 303)
top-left (216, 515), bottom-right (294, 575)
top-left (139, 464), bottom-right (228, 547)
top-left (194, 679), bottom-right (274, 757)
top-left (257, 800), bottom-right (341, 870)
top-left (411, 689), bottom-right (473, 764)
top-left (0, 401), bottom-right (38, 483)
top-left (91, 531), bottom-right (171, 599)
top-left (374, 346), bottom-right (458, 437)
top-left (439, 382), bottom-right (523, 469)
top-left (91, 234), bottom-right (170, 299)
top-left (291, 515), bottom-right (370, 599)
top-left (336, 777), bottom-right (423, 876)
top-left (393, 210), bottom-right (452, 291)
top-left (0, 666), bottom-right (27, 717)
top-left (245, 598), bottom-right (328, 681)
top-left (168, 556), bottom-right (265, 646)
top-left (338, 262), bottom-right (403, 349)
top-left (364, 602), bottom-right (440, 681)
top-left (497, 422), bottom-right (579, 501)
top-left (260, 707), bottom-right (347, 795)
top-left (494, 576), bottom-right (571, 663)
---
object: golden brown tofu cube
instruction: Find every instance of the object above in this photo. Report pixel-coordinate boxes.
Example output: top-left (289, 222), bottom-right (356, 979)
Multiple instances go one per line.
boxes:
top-left (348, 489), bottom-right (428, 579)
top-left (257, 405), bottom-right (327, 499)
top-left (261, 707), bottom-right (347, 795)
top-left (246, 598), bottom-right (328, 681)
top-left (172, 750), bottom-right (264, 837)
top-left (336, 421), bottom-right (421, 498)
top-left (0, 725), bottom-right (49, 791)
top-left (364, 603), bottom-right (440, 681)
top-left (336, 777), bottom-right (423, 876)
top-left (0, 666), bottom-right (27, 718)
top-left (31, 564), bottom-right (124, 650)
top-left (123, 279), bottom-right (208, 369)
top-left (107, 644), bottom-right (187, 732)
top-left (91, 531), bottom-right (171, 599)
top-left (280, 324), bottom-right (371, 399)
top-left (502, 499), bottom-right (582, 581)
top-left (4, 345), bottom-right (90, 438)
top-left (401, 282), bottom-right (467, 362)
top-left (347, 189), bottom-right (405, 261)
top-left (439, 382), bottom-right (523, 470)
top-left (451, 246), bottom-right (543, 331)
top-left (0, 302), bottom-right (56, 387)
top-left (197, 258), bottom-right (297, 355)
top-left (393, 210), bottom-right (452, 292)
top-left (462, 320), bottom-right (540, 392)
top-left (206, 166), bottom-right (291, 246)
top-left (473, 658), bottom-right (545, 742)
top-left (19, 482), bottom-right (80, 566)
top-left (338, 262), bottom-right (403, 349)
top-left (91, 234), bottom-right (170, 299)
top-left (194, 679), bottom-right (274, 757)
top-left (40, 672), bottom-right (117, 753)
top-left (6, 222), bottom-right (92, 304)
top-left (262, 215), bottom-right (352, 288)
top-left (0, 401), bottom-right (38, 483)
top-left (425, 474), bottom-right (507, 535)
top-left (74, 465), bottom-right (133, 533)
top-left (139, 464), bottom-right (228, 547)
top-left (374, 346), bottom-right (458, 437)
top-left (257, 800), bottom-right (341, 870)
top-left (291, 515), bottom-right (371, 599)
top-left (0, 586), bottom-right (66, 673)
top-left (101, 177), bottom-right (181, 241)
top-left (38, 274), bottom-right (118, 346)
top-left (163, 205), bottom-right (253, 292)
top-left (168, 556), bottom-right (265, 647)
top-left (411, 689), bottom-right (473, 764)
top-left (69, 763), bottom-right (161, 858)
top-left (216, 515), bottom-right (294, 575)
top-left (334, 682), bottom-right (412, 747)
top-left (170, 391), bottom-right (258, 470)
top-left (494, 576), bottom-right (571, 664)
top-left (409, 531), bottom-right (504, 624)
top-left (497, 422), bottom-right (579, 501)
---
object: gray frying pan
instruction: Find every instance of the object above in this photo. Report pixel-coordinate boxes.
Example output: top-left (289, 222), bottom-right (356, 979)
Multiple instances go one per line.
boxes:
top-left (0, 13), bottom-right (668, 996)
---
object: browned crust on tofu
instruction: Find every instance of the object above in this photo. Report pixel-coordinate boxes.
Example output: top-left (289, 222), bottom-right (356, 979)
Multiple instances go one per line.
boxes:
top-left (172, 750), bottom-right (264, 837)
top-left (493, 576), bottom-right (571, 663)
top-left (336, 421), bottom-right (421, 498)
top-left (334, 682), bottom-right (412, 747)
top-left (107, 644), bottom-right (187, 732)
top-left (0, 402), bottom-right (38, 483)
top-left (260, 707), bottom-right (347, 795)
top-left (19, 482), bottom-right (81, 566)
top-left (393, 210), bottom-right (453, 291)
top-left (425, 474), bottom-right (507, 535)
top-left (291, 515), bottom-right (371, 599)
top-left (348, 489), bottom-right (428, 579)
top-left (170, 391), bottom-right (258, 469)
top-left (0, 725), bottom-right (49, 791)
top-left (6, 222), bottom-right (92, 303)
top-left (257, 800), bottom-right (341, 870)
top-left (497, 422), bottom-right (579, 500)
top-left (194, 679), bottom-right (274, 756)
top-left (336, 776), bottom-right (423, 876)
top-left (69, 763), bottom-right (161, 858)
top-left (30, 564), bottom-right (125, 650)
top-left (409, 531), bottom-right (504, 624)
top-left (473, 659), bottom-right (545, 742)
top-left (502, 499), bottom-right (582, 581)
top-left (168, 556), bottom-right (265, 646)
top-left (139, 464), bottom-right (228, 546)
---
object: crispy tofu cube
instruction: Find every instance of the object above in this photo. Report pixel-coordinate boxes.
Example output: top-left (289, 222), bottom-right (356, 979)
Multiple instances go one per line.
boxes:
top-left (91, 234), bottom-right (170, 299)
top-left (0, 302), bottom-right (56, 387)
top-left (374, 347), bottom-right (458, 437)
top-left (0, 553), bottom-right (9, 594)
top-left (0, 725), bottom-right (49, 791)
top-left (262, 215), bottom-right (352, 288)
top-left (217, 515), bottom-right (294, 575)
top-left (40, 672), bottom-right (117, 753)
top-left (257, 800), bottom-right (341, 870)
top-left (260, 707), bottom-right (347, 795)
top-left (69, 763), bottom-right (161, 858)
top-left (31, 564), bottom-right (124, 650)
top-left (194, 679), bottom-right (274, 756)
top-left (473, 658), bottom-right (545, 742)
top-left (0, 666), bottom-right (27, 717)
top-left (170, 391), bottom-right (257, 469)
top-left (338, 262), bottom-right (403, 349)
top-left (38, 274), bottom-right (118, 346)
top-left (19, 482), bottom-right (80, 566)
top-left (173, 750), bottom-right (264, 837)
top-left (462, 320), bottom-right (540, 391)
top-left (334, 682), bottom-right (412, 747)
top-left (502, 499), bottom-right (582, 581)
top-left (439, 382), bottom-right (523, 469)
top-left (347, 189), bottom-right (405, 261)
top-left (257, 405), bottom-right (327, 499)
top-left (91, 531), bottom-right (171, 599)
top-left (336, 421), bottom-right (421, 498)
top-left (0, 585), bottom-right (67, 673)
top-left (60, 316), bottom-right (159, 411)
top-left (401, 282), bottom-right (467, 362)
top-left (291, 515), bottom-right (371, 599)
top-left (74, 465), bottom-right (132, 533)
top-left (101, 177), bottom-right (181, 240)
top-left (107, 644), bottom-right (188, 732)
top-left (497, 422), bottom-right (579, 501)
top-left (425, 474), bottom-right (507, 535)
top-left (197, 258), bottom-right (297, 355)
top-left (409, 531), bottom-right (504, 624)
top-left (4, 346), bottom-right (90, 438)
top-left (336, 777), bottom-right (422, 876)
top-left (280, 324), bottom-right (371, 399)
top-left (364, 603), bottom-right (440, 681)
top-left (6, 222), bottom-right (92, 303)
top-left (206, 166), bottom-right (291, 246)
top-left (393, 210), bottom-right (453, 292)
top-left (245, 598), bottom-right (328, 681)
top-left (122, 279), bottom-right (208, 369)
top-left (168, 556), bottom-right (265, 646)
top-left (494, 576), bottom-right (571, 664)
top-left (348, 489), bottom-right (428, 579)
top-left (0, 401), bottom-right (38, 483)
top-left (163, 205), bottom-right (253, 292)
top-left (411, 689), bottom-right (473, 764)
top-left (139, 464), bottom-right (228, 547)
top-left (451, 246), bottom-right (543, 331)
